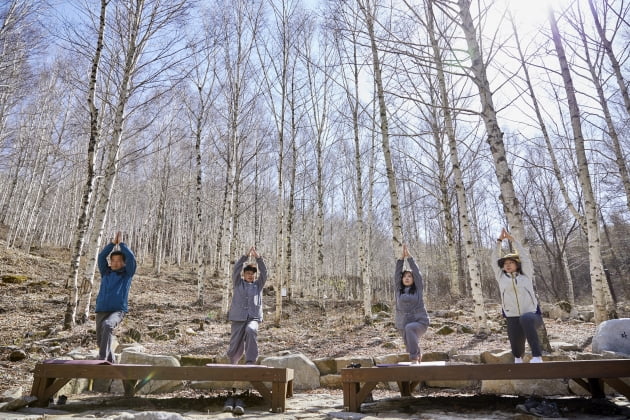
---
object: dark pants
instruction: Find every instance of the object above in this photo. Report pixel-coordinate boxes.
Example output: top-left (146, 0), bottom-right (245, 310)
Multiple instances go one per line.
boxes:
top-left (96, 311), bottom-right (124, 363)
top-left (506, 312), bottom-right (543, 358)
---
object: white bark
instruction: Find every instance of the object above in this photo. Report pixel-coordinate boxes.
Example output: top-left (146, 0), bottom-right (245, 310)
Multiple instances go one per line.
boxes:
top-left (427, 0), bottom-right (486, 330)
top-left (547, 9), bottom-right (609, 324)
top-left (357, 0), bottom-right (404, 257)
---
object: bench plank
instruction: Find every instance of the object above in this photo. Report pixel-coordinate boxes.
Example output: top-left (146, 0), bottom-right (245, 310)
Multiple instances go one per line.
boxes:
top-left (30, 363), bottom-right (293, 412)
top-left (342, 360), bottom-right (630, 412)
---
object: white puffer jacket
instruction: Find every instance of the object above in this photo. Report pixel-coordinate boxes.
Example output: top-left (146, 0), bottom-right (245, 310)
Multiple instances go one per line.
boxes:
top-left (493, 239), bottom-right (539, 317)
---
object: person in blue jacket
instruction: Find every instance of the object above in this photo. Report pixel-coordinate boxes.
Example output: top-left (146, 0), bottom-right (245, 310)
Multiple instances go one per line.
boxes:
top-left (95, 231), bottom-right (136, 363)
top-left (394, 244), bottom-right (429, 364)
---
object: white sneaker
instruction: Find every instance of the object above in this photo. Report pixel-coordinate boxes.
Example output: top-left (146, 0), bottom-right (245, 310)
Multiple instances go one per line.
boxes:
top-left (514, 357), bottom-right (523, 363)
top-left (530, 356), bottom-right (543, 363)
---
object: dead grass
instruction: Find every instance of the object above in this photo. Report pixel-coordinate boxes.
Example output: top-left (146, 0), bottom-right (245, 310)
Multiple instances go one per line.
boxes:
top-left (0, 239), bottom-right (617, 396)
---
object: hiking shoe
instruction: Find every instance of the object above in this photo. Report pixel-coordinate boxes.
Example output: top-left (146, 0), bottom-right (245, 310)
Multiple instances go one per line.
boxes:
top-left (529, 400), bottom-right (561, 418)
top-left (223, 397), bottom-right (234, 412)
top-left (516, 397), bottom-right (542, 415)
top-left (233, 399), bottom-right (245, 415)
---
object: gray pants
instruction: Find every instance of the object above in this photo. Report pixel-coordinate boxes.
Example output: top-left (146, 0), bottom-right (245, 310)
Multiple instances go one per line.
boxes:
top-left (506, 312), bottom-right (543, 358)
top-left (227, 320), bottom-right (259, 364)
top-left (96, 311), bottom-right (124, 363)
top-left (401, 322), bottom-right (428, 361)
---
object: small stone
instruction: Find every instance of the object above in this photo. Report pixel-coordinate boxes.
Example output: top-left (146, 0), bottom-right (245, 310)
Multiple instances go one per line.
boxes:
top-left (436, 325), bottom-right (455, 335)
top-left (8, 350), bottom-right (27, 362)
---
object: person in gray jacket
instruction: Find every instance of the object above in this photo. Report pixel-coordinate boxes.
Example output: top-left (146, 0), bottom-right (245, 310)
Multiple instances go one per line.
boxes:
top-left (494, 228), bottom-right (544, 363)
top-left (394, 244), bottom-right (430, 364)
top-left (226, 246), bottom-right (267, 365)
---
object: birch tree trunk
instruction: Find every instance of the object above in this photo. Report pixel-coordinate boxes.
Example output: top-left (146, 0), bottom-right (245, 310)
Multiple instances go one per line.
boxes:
top-left (456, 0), bottom-right (528, 244)
top-left (508, 12), bottom-right (579, 306)
top-left (547, 9), bottom-right (609, 324)
top-left (357, 0), bottom-right (404, 256)
top-left (185, 36), bottom-right (219, 303)
top-left (352, 51), bottom-right (371, 318)
top-left (75, 0), bottom-right (191, 324)
top-left (427, 0), bottom-right (486, 330)
top-left (572, 9), bottom-right (630, 214)
top-left (587, 0), bottom-right (630, 117)
top-left (64, 0), bottom-right (107, 330)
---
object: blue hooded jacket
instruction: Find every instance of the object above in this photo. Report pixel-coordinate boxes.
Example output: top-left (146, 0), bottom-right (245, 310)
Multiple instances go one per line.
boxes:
top-left (95, 242), bottom-right (136, 313)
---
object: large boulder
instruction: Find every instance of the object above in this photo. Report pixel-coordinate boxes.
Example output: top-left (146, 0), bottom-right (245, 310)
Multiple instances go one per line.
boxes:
top-left (481, 379), bottom-right (569, 396)
top-left (112, 351), bottom-right (183, 394)
top-left (592, 318), bottom-right (630, 355)
top-left (260, 352), bottom-right (320, 390)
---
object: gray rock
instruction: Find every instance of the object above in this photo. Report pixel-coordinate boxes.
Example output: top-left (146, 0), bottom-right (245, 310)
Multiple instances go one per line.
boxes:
top-left (480, 350), bottom-right (513, 364)
top-left (373, 353), bottom-right (408, 365)
top-left (422, 352), bottom-right (449, 362)
top-left (592, 318), bottom-right (630, 355)
top-left (0, 396), bottom-right (37, 411)
top-left (481, 379), bottom-right (569, 395)
top-left (550, 341), bottom-right (581, 351)
top-left (450, 353), bottom-right (481, 364)
top-left (112, 351), bottom-right (183, 394)
top-left (435, 325), bottom-right (455, 335)
top-left (320, 374), bottom-right (342, 388)
top-left (261, 353), bottom-right (320, 390)
top-left (313, 357), bottom-right (337, 375)
top-left (0, 388), bottom-right (22, 403)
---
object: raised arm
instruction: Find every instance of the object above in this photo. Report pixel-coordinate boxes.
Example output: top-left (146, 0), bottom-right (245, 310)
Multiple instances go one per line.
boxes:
top-left (118, 243), bottom-right (137, 276)
top-left (511, 239), bottom-right (534, 279)
top-left (232, 255), bottom-right (248, 287)
top-left (493, 238), bottom-right (504, 279)
top-left (394, 258), bottom-right (404, 292)
top-left (256, 257), bottom-right (267, 288)
top-left (98, 242), bottom-right (115, 275)
top-left (407, 257), bottom-right (424, 291)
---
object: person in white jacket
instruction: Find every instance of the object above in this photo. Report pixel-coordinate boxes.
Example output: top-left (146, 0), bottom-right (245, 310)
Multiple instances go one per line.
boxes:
top-left (494, 229), bottom-right (544, 363)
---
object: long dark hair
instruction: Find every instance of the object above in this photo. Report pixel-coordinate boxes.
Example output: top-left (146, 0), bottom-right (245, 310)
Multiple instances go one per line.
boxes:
top-left (399, 270), bottom-right (417, 295)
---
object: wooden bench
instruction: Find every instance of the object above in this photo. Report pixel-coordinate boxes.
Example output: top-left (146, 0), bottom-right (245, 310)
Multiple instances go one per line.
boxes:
top-left (30, 360), bottom-right (294, 412)
top-left (341, 359), bottom-right (630, 412)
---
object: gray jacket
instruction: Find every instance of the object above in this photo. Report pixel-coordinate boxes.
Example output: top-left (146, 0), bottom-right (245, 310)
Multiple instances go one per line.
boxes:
top-left (493, 239), bottom-right (539, 316)
top-left (394, 257), bottom-right (429, 329)
top-left (228, 255), bottom-right (268, 322)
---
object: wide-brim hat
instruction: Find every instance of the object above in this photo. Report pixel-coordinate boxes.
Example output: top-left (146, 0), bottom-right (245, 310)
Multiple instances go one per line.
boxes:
top-left (498, 253), bottom-right (520, 268)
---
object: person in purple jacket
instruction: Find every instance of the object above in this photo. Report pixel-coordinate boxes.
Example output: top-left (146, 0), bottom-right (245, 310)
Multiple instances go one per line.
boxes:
top-left (95, 231), bottom-right (136, 364)
top-left (394, 244), bottom-right (429, 364)
top-left (226, 246), bottom-right (267, 366)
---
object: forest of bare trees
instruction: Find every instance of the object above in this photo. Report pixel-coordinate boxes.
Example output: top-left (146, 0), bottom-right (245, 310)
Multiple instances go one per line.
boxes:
top-left (0, 0), bottom-right (628, 329)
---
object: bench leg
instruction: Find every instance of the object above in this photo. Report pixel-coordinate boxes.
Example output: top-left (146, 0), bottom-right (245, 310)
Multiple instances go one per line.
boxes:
top-left (399, 381), bottom-right (411, 396)
top-left (588, 378), bottom-right (606, 399)
top-left (342, 381), bottom-right (360, 412)
top-left (271, 381), bottom-right (288, 412)
top-left (602, 378), bottom-right (630, 400)
top-left (30, 377), bottom-right (71, 407)
top-left (286, 379), bottom-right (293, 398)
